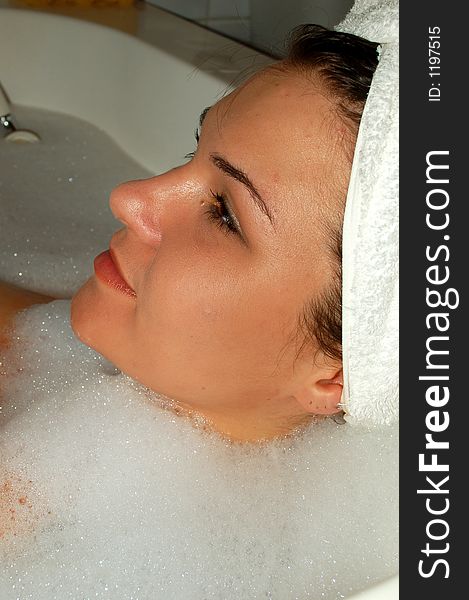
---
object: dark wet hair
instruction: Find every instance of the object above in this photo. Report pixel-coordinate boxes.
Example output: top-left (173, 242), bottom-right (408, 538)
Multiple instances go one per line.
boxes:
top-left (284, 24), bottom-right (379, 363)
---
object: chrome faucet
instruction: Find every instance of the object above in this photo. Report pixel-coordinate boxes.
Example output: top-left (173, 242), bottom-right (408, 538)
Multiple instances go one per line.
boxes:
top-left (0, 83), bottom-right (40, 142)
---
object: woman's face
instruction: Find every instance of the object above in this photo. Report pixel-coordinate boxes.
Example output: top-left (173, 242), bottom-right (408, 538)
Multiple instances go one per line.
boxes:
top-left (71, 67), bottom-right (349, 441)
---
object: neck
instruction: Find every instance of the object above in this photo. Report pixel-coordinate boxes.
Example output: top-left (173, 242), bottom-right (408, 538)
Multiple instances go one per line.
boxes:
top-left (172, 396), bottom-right (314, 443)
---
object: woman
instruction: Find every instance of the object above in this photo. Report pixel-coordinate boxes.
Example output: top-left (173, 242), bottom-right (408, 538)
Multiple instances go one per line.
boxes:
top-left (0, 5), bottom-right (399, 596)
top-left (0, 25), bottom-right (380, 442)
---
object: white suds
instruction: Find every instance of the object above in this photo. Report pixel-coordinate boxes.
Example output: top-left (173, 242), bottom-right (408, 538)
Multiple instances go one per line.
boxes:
top-left (1, 301), bottom-right (398, 599)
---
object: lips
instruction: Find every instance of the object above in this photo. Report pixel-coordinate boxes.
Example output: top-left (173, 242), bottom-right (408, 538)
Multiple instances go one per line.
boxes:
top-left (94, 249), bottom-right (136, 298)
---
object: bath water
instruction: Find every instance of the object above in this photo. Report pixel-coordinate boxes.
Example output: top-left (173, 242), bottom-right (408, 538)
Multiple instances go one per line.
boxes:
top-left (0, 107), bottom-right (398, 599)
top-left (0, 105), bottom-right (152, 297)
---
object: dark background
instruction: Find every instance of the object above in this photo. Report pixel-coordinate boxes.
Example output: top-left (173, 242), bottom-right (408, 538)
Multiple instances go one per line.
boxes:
top-left (401, 1), bottom-right (466, 595)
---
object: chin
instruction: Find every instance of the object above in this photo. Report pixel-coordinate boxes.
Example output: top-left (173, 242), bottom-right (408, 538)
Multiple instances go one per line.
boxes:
top-left (71, 276), bottom-right (102, 349)
top-left (71, 275), bottom-right (136, 369)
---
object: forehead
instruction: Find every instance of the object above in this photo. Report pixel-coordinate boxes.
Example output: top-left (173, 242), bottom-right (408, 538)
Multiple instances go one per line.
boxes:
top-left (214, 69), bottom-right (335, 151)
top-left (204, 68), bottom-right (349, 226)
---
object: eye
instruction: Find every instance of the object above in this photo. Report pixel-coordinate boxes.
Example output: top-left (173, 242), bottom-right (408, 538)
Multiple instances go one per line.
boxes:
top-left (184, 128), bottom-right (200, 160)
top-left (205, 189), bottom-right (240, 236)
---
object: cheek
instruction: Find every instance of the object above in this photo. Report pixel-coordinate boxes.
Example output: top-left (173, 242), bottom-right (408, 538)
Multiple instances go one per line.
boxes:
top-left (133, 246), bottom-right (299, 372)
top-left (136, 254), bottom-right (243, 346)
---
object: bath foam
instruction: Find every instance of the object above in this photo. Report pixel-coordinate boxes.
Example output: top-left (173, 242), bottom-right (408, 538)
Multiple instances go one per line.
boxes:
top-left (0, 105), bottom-right (152, 298)
top-left (0, 301), bottom-right (398, 599)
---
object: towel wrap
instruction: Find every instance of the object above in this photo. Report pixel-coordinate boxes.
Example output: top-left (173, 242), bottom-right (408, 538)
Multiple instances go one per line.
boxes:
top-left (335, 0), bottom-right (399, 426)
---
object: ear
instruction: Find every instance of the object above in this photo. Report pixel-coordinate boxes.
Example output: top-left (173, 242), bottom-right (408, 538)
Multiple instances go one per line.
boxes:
top-left (294, 367), bottom-right (343, 416)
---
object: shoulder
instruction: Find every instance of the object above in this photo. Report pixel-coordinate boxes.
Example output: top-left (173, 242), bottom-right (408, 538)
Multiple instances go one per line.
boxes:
top-left (0, 282), bottom-right (56, 348)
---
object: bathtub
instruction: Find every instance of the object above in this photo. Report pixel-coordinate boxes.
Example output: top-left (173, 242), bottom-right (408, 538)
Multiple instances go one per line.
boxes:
top-left (0, 3), bottom-right (398, 598)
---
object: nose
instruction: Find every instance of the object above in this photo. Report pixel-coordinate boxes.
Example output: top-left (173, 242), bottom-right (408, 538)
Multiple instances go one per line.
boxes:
top-left (109, 178), bottom-right (163, 247)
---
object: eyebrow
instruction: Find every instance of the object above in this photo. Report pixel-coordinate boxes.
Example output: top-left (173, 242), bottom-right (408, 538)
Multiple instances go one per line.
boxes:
top-left (199, 106), bottom-right (211, 129)
top-left (197, 107), bottom-right (275, 227)
top-left (209, 154), bottom-right (275, 227)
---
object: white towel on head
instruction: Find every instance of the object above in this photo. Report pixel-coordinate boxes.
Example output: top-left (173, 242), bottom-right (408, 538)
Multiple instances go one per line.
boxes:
top-left (335, 0), bottom-right (399, 426)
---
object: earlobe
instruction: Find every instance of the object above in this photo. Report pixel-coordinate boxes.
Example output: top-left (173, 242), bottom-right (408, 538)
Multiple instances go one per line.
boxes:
top-left (295, 368), bottom-right (343, 416)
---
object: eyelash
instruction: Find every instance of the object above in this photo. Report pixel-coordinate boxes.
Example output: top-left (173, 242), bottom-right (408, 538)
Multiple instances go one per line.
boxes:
top-left (185, 128), bottom-right (240, 238)
top-left (184, 129), bottom-right (200, 160)
top-left (205, 190), bottom-right (239, 236)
